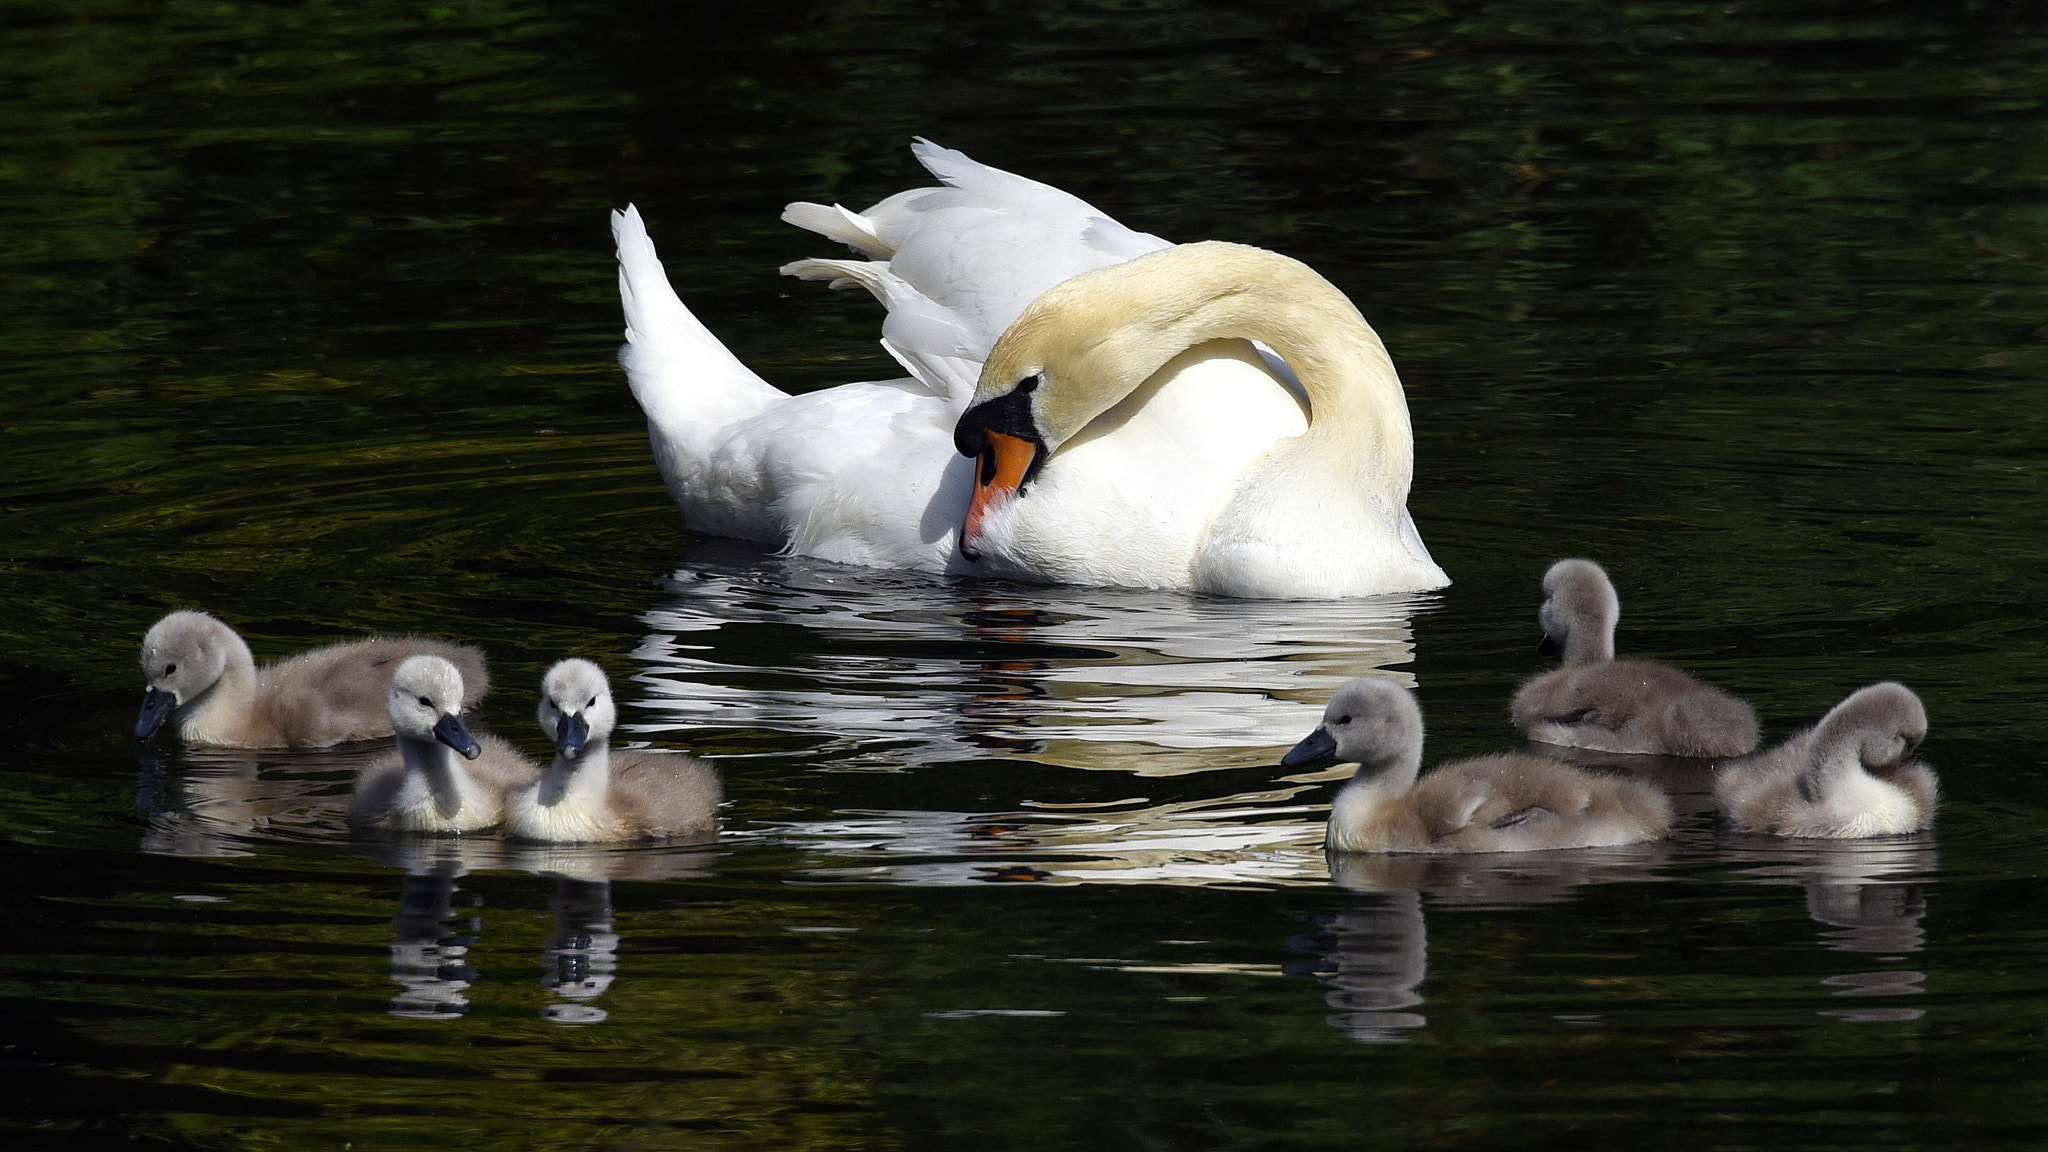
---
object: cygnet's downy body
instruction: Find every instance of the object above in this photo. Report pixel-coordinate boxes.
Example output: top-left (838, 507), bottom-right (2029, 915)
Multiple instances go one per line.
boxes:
top-left (350, 655), bottom-right (537, 834)
top-left (136, 610), bottom-right (489, 748)
top-left (1510, 559), bottom-right (1758, 758)
top-left (1715, 682), bottom-right (1937, 838)
top-left (1288, 677), bottom-right (1673, 854)
top-left (506, 659), bottom-right (721, 844)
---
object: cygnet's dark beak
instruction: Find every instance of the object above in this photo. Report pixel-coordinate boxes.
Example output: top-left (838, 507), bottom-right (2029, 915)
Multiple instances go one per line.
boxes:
top-left (554, 711), bottom-right (589, 758)
top-left (1282, 726), bottom-right (1338, 769)
top-left (1536, 633), bottom-right (1562, 658)
top-left (135, 687), bottom-right (177, 741)
top-left (432, 712), bottom-right (483, 760)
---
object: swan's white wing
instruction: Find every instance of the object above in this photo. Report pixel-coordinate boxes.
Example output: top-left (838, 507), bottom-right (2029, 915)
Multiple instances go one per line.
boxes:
top-left (908, 137), bottom-right (1169, 260)
top-left (778, 257), bottom-right (982, 406)
top-left (782, 139), bottom-right (1174, 363)
top-left (779, 200), bottom-right (894, 259)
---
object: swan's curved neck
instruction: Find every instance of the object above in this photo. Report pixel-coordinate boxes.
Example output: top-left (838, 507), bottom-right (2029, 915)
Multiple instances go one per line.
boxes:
top-left (985, 241), bottom-right (1413, 481)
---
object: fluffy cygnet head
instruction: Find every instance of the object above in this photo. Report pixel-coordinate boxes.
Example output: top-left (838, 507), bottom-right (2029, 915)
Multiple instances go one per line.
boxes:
top-left (1282, 677), bottom-right (1425, 778)
top-left (1814, 682), bottom-right (1927, 771)
top-left (387, 654), bottom-right (482, 759)
top-left (136, 610), bottom-right (241, 739)
top-left (537, 658), bottom-right (618, 759)
top-left (1537, 558), bottom-right (1619, 663)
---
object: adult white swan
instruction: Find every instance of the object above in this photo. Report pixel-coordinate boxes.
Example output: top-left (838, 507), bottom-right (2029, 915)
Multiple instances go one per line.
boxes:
top-left (614, 140), bottom-right (1447, 598)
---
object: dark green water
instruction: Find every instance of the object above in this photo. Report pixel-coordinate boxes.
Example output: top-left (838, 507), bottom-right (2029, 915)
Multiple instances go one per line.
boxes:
top-left (4, 1), bottom-right (2047, 1149)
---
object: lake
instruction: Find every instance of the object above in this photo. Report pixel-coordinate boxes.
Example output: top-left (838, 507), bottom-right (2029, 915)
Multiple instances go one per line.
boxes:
top-left (3, 1), bottom-right (2046, 1149)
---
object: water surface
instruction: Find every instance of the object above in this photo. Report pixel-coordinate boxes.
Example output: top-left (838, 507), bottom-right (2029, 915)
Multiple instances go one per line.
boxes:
top-left (3, 1), bottom-right (2047, 1149)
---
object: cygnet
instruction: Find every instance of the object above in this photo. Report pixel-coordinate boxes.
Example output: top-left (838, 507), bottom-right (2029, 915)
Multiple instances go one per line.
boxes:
top-left (349, 655), bottom-right (537, 833)
top-left (505, 658), bottom-right (721, 843)
top-left (136, 609), bottom-right (489, 748)
top-left (1714, 682), bottom-right (1937, 838)
top-left (1510, 558), bottom-right (1758, 758)
top-left (1287, 677), bottom-right (1673, 854)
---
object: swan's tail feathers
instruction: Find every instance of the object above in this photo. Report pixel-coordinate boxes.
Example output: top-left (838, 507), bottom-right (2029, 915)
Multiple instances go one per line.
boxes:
top-left (612, 205), bottom-right (784, 434)
top-left (781, 256), bottom-right (981, 405)
top-left (782, 201), bottom-right (896, 259)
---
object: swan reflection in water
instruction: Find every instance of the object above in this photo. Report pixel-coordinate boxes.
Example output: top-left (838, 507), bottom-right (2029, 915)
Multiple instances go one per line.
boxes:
top-left (1719, 834), bottom-right (1938, 1022)
top-left (633, 542), bottom-right (1427, 776)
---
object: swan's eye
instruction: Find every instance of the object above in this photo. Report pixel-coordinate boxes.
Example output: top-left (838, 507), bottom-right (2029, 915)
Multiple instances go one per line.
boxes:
top-left (164, 663), bottom-right (178, 676)
top-left (1335, 715), bottom-right (1352, 726)
top-left (417, 694), bottom-right (432, 707)
top-left (587, 695), bottom-right (598, 708)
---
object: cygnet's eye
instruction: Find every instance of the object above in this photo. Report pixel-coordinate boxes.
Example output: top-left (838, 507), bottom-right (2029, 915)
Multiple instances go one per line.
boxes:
top-left (417, 694), bottom-right (432, 707)
top-left (1335, 715), bottom-right (1353, 726)
top-left (164, 663), bottom-right (178, 676)
top-left (587, 695), bottom-right (598, 709)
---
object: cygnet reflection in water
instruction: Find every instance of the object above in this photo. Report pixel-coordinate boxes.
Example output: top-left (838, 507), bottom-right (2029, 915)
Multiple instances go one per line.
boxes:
top-left (1297, 842), bottom-right (1674, 1045)
top-left (538, 877), bottom-right (618, 1025)
top-left (371, 840), bottom-right (496, 1021)
top-left (136, 744), bottom-right (370, 857)
top-left (1720, 835), bottom-right (1939, 1022)
top-left (1289, 890), bottom-right (1428, 1043)
top-left (1325, 841), bottom-right (1673, 909)
top-left (513, 843), bottom-right (716, 1024)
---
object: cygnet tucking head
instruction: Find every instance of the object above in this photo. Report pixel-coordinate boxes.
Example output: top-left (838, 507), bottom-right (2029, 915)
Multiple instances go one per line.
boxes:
top-left (1282, 677), bottom-right (1425, 777)
top-left (387, 655), bottom-right (483, 759)
top-left (136, 610), bottom-right (237, 740)
top-left (1535, 558), bottom-right (1620, 663)
top-left (537, 658), bottom-right (618, 759)
top-left (1815, 682), bottom-right (1927, 774)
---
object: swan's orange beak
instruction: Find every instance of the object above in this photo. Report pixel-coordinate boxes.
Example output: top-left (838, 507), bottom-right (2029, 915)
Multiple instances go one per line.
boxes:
top-left (961, 431), bottom-right (1037, 559)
